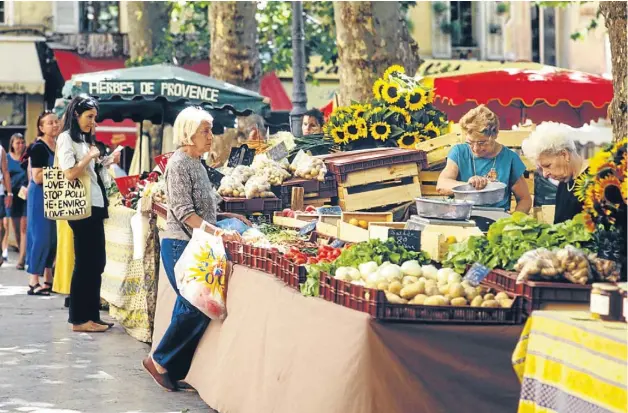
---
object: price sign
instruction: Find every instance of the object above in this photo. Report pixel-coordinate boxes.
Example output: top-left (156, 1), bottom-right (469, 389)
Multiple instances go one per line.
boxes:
top-left (463, 263), bottom-right (491, 286)
top-left (330, 239), bottom-right (345, 248)
top-left (317, 206), bottom-right (342, 216)
top-left (298, 219), bottom-right (318, 236)
top-left (205, 166), bottom-right (225, 188)
top-left (388, 229), bottom-right (421, 252)
top-left (227, 145), bottom-right (255, 167)
top-left (267, 141), bottom-right (289, 162)
top-left (246, 214), bottom-right (272, 225)
top-left (154, 152), bottom-right (174, 173)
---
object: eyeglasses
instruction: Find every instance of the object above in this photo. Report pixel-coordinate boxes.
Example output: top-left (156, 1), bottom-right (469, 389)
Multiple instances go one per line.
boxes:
top-left (77, 95), bottom-right (98, 110)
top-left (466, 139), bottom-right (491, 148)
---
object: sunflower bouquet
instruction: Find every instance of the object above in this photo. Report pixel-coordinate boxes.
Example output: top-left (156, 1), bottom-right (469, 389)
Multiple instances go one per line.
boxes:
top-left (574, 138), bottom-right (627, 275)
top-left (323, 65), bottom-right (451, 150)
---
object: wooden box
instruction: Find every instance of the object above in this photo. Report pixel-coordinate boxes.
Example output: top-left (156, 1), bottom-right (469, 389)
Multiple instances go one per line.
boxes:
top-left (337, 212), bottom-right (393, 243)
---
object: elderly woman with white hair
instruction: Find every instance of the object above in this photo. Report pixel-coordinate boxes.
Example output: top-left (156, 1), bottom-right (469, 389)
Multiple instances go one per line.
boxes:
top-left (143, 106), bottom-right (241, 392)
top-left (522, 122), bottom-right (587, 224)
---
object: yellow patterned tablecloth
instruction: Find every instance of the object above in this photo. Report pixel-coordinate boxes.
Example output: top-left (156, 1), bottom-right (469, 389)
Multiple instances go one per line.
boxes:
top-left (513, 311), bottom-right (628, 413)
top-left (101, 205), bottom-right (159, 343)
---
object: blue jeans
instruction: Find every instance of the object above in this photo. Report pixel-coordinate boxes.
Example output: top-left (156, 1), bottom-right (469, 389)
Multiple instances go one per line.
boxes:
top-left (152, 238), bottom-right (210, 382)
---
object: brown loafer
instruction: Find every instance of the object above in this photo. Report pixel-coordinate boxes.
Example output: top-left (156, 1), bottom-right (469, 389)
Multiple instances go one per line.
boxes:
top-left (71, 321), bottom-right (108, 333)
top-left (176, 380), bottom-right (197, 392)
top-left (142, 357), bottom-right (177, 391)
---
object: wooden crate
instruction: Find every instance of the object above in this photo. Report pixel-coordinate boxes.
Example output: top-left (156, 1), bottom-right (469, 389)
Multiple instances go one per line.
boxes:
top-left (337, 163), bottom-right (422, 211)
top-left (272, 213), bottom-right (311, 229)
top-left (337, 212), bottom-right (393, 243)
top-left (418, 170), bottom-right (441, 196)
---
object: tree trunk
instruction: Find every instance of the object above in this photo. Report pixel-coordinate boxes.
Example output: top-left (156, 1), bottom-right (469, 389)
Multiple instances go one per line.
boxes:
top-left (600, 1), bottom-right (627, 142)
top-left (209, 1), bottom-right (261, 91)
top-left (126, 1), bottom-right (170, 60)
top-left (333, 1), bottom-right (420, 106)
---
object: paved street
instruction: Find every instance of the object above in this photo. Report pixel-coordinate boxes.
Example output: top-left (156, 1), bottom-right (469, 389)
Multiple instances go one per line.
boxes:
top-left (0, 252), bottom-right (211, 413)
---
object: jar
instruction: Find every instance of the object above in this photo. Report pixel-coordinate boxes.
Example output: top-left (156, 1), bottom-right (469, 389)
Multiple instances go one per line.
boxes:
top-left (590, 283), bottom-right (622, 322)
top-left (617, 283), bottom-right (628, 323)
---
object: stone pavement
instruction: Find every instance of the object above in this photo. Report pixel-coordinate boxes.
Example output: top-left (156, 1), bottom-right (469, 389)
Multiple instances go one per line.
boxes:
top-left (0, 253), bottom-right (214, 413)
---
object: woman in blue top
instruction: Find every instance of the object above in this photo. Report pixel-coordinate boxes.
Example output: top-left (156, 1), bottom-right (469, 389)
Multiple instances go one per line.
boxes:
top-left (437, 105), bottom-right (532, 212)
top-left (6, 133), bottom-right (28, 269)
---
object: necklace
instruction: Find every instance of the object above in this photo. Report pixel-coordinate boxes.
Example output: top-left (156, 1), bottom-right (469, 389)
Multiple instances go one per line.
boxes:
top-left (567, 180), bottom-right (576, 192)
top-left (472, 155), bottom-right (498, 181)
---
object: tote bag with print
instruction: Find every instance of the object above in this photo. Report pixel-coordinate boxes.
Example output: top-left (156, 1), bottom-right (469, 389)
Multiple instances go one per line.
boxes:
top-left (42, 154), bottom-right (92, 221)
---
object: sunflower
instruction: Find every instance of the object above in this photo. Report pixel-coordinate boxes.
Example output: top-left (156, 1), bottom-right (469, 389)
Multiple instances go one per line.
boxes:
top-left (612, 137), bottom-right (628, 153)
top-left (423, 121), bottom-right (441, 139)
top-left (574, 173), bottom-right (593, 201)
top-left (583, 213), bottom-right (596, 232)
top-left (598, 175), bottom-right (623, 204)
top-left (381, 82), bottom-right (401, 104)
top-left (588, 148), bottom-right (612, 174)
top-left (622, 178), bottom-right (628, 203)
top-left (343, 120), bottom-right (361, 141)
top-left (331, 126), bottom-right (349, 144)
top-left (405, 87), bottom-right (429, 111)
top-left (383, 64), bottom-right (405, 79)
top-left (370, 121), bottom-right (391, 141)
top-left (397, 132), bottom-right (420, 149)
top-left (388, 106), bottom-right (411, 124)
top-left (351, 103), bottom-right (371, 119)
top-left (583, 186), bottom-right (597, 216)
top-left (373, 79), bottom-right (387, 100)
top-left (356, 118), bottom-right (368, 138)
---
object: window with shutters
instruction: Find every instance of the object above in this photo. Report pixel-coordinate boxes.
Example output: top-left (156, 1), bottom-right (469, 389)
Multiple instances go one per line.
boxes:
top-left (531, 5), bottom-right (557, 66)
top-left (0, 2), bottom-right (5, 24)
top-left (79, 1), bottom-right (119, 33)
top-left (450, 1), bottom-right (477, 48)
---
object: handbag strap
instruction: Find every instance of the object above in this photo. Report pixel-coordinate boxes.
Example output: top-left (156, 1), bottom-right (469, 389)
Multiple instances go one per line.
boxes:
top-left (164, 160), bottom-right (193, 239)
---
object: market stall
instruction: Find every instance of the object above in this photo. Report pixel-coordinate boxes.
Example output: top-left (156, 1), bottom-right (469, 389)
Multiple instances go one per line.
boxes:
top-left (152, 262), bottom-right (523, 413)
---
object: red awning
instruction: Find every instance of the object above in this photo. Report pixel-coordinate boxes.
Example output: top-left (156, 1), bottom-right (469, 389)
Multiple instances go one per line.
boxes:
top-left (53, 49), bottom-right (292, 110)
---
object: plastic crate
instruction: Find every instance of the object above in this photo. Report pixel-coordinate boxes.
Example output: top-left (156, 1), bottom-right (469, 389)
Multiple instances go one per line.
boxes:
top-left (222, 197), bottom-right (282, 215)
top-left (318, 272), bottom-right (522, 324)
top-left (484, 269), bottom-right (522, 294)
top-left (277, 255), bottom-right (307, 291)
top-left (320, 148), bottom-right (428, 183)
top-left (520, 281), bottom-right (591, 316)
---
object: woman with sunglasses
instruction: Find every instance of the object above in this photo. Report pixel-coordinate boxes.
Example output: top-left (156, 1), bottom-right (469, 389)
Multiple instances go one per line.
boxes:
top-left (437, 105), bottom-right (532, 213)
top-left (57, 95), bottom-right (118, 333)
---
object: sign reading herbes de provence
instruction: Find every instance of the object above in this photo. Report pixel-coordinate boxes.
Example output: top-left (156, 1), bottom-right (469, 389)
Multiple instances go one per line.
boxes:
top-left (87, 81), bottom-right (220, 103)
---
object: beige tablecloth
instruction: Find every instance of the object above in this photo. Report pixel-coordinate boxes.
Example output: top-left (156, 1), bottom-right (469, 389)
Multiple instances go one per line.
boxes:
top-left (152, 263), bottom-right (522, 413)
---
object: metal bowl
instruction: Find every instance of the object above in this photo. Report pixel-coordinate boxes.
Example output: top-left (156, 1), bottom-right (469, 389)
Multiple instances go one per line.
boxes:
top-left (452, 182), bottom-right (507, 205)
top-left (415, 198), bottom-right (474, 220)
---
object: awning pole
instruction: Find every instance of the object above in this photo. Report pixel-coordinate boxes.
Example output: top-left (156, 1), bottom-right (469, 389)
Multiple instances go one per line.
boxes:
top-left (139, 121), bottom-right (143, 173)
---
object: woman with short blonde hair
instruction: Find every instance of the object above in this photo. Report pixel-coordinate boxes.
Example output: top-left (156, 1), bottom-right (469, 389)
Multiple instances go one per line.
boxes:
top-left (521, 122), bottom-right (586, 223)
top-left (437, 105), bottom-right (532, 212)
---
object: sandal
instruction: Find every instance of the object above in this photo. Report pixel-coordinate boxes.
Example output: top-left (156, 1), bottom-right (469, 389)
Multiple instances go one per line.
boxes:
top-left (16, 262), bottom-right (25, 271)
top-left (39, 282), bottom-right (53, 295)
top-left (27, 284), bottom-right (50, 296)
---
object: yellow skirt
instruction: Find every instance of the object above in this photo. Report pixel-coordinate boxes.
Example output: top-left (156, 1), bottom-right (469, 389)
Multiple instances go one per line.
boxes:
top-left (52, 220), bottom-right (74, 295)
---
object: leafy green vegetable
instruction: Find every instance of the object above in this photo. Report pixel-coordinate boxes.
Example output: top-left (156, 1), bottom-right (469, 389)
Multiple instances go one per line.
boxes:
top-left (444, 214), bottom-right (593, 273)
top-left (301, 238), bottom-right (430, 297)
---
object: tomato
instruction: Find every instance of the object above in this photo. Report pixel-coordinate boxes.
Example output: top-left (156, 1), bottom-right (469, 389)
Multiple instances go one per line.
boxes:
top-left (330, 249), bottom-right (341, 259)
top-left (294, 257), bottom-right (306, 265)
top-left (319, 258), bottom-right (331, 264)
top-left (306, 257), bottom-right (318, 264)
top-left (317, 245), bottom-right (327, 254)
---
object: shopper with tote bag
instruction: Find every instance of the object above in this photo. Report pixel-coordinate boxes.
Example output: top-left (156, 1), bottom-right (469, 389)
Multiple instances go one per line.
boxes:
top-left (55, 95), bottom-right (119, 333)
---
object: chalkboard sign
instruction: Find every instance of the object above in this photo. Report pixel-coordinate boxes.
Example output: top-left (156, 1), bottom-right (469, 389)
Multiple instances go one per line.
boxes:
top-left (388, 229), bottom-right (421, 252)
top-left (205, 166), bottom-right (225, 188)
top-left (267, 141), bottom-right (289, 162)
top-left (463, 263), bottom-right (491, 286)
top-left (330, 239), bottom-right (345, 248)
top-left (317, 206), bottom-right (342, 216)
top-left (247, 213), bottom-right (272, 226)
top-left (298, 219), bottom-right (318, 236)
top-left (227, 145), bottom-right (255, 167)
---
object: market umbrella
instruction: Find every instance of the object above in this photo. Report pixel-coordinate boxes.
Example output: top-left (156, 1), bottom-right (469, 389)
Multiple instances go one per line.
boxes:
top-left (426, 68), bottom-right (612, 129)
top-left (61, 64), bottom-right (270, 171)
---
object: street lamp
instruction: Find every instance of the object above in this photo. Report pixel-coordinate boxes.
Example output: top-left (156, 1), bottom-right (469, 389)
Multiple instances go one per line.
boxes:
top-left (290, 1), bottom-right (307, 137)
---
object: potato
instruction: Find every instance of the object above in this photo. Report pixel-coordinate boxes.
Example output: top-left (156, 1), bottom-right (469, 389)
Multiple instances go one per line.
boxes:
top-left (483, 293), bottom-right (495, 301)
top-left (425, 285), bottom-right (440, 297)
top-left (424, 296), bottom-right (446, 306)
top-left (388, 281), bottom-right (402, 295)
top-left (481, 300), bottom-right (500, 308)
top-left (402, 276), bottom-right (419, 286)
top-left (499, 298), bottom-right (514, 308)
top-left (385, 292), bottom-right (408, 304)
top-left (410, 294), bottom-right (428, 305)
top-left (465, 287), bottom-right (479, 302)
top-left (449, 283), bottom-right (465, 298)
top-left (366, 281), bottom-right (378, 289)
top-left (438, 284), bottom-right (450, 295)
top-left (400, 283), bottom-right (423, 300)
top-left (377, 282), bottom-right (390, 291)
top-left (495, 292), bottom-right (510, 301)
top-left (470, 296), bottom-right (484, 307)
top-left (442, 294), bottom-right (451, 305)
top-left (461, 280), bottom-right (472, 289)
top-left (451, 297), bottom-right (468, 307)
top-left (476, 286), bottom-right (489, 295)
